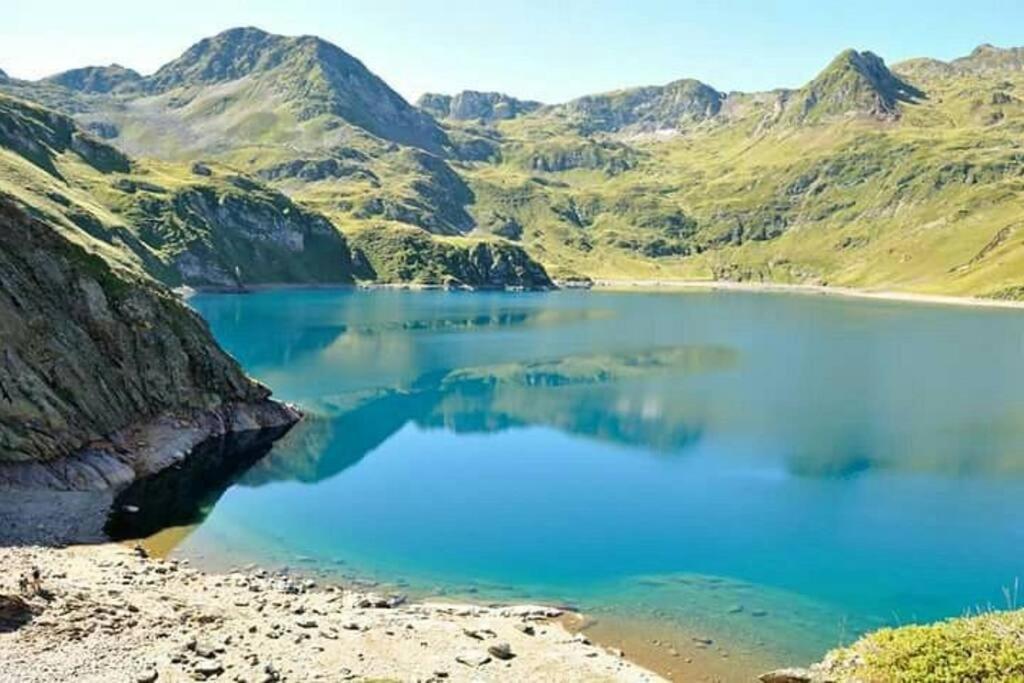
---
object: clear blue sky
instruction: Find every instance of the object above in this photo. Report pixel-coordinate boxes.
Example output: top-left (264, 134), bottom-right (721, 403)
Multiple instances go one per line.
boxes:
top-left (4, 0), bottom-right (1023, 103)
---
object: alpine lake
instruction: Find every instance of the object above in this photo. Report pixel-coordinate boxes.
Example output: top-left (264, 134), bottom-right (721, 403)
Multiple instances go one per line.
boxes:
top-left (124, 288), bottom-right (1024, 679)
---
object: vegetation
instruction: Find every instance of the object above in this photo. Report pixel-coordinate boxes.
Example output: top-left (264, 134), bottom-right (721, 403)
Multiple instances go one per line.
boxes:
top-left (816, 608), bottom-right (1024, 682)
top-left (3, 28), bottom-right (1024, 295)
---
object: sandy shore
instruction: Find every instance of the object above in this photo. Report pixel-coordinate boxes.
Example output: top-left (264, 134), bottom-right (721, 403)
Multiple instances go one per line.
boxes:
top-left (592, 279), bottom-right (1024, 311)
top-left (0, 543), bottom-right (664, 683)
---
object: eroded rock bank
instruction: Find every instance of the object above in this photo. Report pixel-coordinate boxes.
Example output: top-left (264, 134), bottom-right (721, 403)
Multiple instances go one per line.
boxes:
top-left (0, 197), bottom-right (300, 496)
top-left (0, 544), bottom-right (662, 683)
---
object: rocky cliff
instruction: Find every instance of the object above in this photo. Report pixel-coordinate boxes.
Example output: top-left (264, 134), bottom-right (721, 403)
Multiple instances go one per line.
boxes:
top-left (0, 197), bottom-right (299, 489)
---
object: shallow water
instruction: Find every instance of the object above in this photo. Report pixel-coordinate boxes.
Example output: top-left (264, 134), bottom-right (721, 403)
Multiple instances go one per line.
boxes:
top-left (162, 289), bottom-right (1024, 674)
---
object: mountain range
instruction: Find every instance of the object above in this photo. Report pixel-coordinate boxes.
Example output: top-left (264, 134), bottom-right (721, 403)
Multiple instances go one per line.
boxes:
top-left (2, 26), bottom-right (1024, 297)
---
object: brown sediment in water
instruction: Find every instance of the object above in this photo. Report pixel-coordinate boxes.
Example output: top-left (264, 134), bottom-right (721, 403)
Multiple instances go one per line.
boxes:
top-left (561, 610), bottom-right (779, 682)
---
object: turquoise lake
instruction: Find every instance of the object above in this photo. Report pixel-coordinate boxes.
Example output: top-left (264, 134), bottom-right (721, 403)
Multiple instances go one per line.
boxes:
top-left (166, 288), bottom-right (1024, 674)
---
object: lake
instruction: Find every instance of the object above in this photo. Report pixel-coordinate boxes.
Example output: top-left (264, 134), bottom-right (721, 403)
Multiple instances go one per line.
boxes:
top-left (143, 288), bottom-right (1024, 677)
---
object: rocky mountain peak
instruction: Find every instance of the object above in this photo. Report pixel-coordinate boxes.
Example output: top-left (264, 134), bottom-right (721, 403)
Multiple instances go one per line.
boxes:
top-left (550, 78), bottom-right (724, 134)
top-left (417, 90), bottom-right (543, 123)
top-left (952, 43), bottom-right (1024, 73)
top-left (787, 49), bottom-right (924, 121)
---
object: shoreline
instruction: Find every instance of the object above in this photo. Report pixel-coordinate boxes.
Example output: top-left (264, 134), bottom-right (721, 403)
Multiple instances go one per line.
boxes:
top-left (0, 543), bottom-right (664, 682)
top-left (590, 278), bottom-right (1024, 311)
top-left (0, 400), bottom-right (300, 494)
top-left (177, 278), bottom-right (1024, 311)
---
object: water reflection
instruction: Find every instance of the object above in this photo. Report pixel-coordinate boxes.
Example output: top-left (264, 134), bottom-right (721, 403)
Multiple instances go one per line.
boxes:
top-left (242, 345), bottom-right (734, 485)
top-left (188, 289), bottom-right (1024, 486)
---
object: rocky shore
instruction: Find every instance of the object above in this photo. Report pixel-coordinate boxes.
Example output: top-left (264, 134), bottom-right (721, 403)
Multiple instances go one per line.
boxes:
top-left (0, 544), bottom-right (661, 683)
top-left (0, 401), bottom-right (300, 492)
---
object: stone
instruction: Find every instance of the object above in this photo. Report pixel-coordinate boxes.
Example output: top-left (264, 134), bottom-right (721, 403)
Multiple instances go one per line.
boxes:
top-left (194, 660), bottom-right (224, 678)
top-left (514, 623), bottom-right (535, 636)
top-left (136, 671), bottom-right (158, 683)
top-left (455, 653), bottom-right (492, 667)
top-left (487, 642), bottom-right (514, 660)
top-left (759, 668), bottom-right (821, 683)
top-left (0, 594), bottom-right (33, 627)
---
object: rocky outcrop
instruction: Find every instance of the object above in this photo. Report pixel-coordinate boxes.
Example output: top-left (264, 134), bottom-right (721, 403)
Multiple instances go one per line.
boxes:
top-left (783, 50), bottom-right (924, 122)
top-left (349, 226), bottom-right (553, 289)
top-left (417, 91), bottom-right (543, 123)
top-left (136, 182), bottom-right (357, 287)
top-left (0, 197), bottom-right (299, 488)
top-left (547, 79), bottom-right (724, 134)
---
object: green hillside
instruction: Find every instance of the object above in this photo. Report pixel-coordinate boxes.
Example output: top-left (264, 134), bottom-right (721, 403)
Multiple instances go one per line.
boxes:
top-left (3, 30), bottom-right (1024, 297)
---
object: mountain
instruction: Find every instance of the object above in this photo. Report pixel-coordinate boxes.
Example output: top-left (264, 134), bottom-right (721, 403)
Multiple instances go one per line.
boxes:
top-left (952, 43), bottom-right (1024, 73)
top-left (141, 26), bottom-right (447, 154)
top-left (544, 78), bottom-right (725, 134)
top-left (4, 35), bottom-right (1024, 298)
top-left (0, 93), bottom-right (359, 287)
top-left (782, 49), bottom-right (924, 122)
top-left (0, 91), bottom-right (550, 291)
top-left (417, 90), bottom-right (543, 122)
top-left (42, 64), bottom-right (143, 94)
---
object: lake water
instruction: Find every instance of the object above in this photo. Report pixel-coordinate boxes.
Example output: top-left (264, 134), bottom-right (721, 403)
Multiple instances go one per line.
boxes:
top-left (154, 289), bottom-right (1024, 676)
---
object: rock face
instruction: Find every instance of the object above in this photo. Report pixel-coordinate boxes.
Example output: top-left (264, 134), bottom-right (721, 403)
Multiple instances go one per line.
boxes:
top-left (350, 227), bottom-right (553, 289)
top-left (417, 91), bottom-right (543, 123)
top-left (137, 182), bottom-right (358, 287)
top-left (0, 197), bottom-right (298, 482)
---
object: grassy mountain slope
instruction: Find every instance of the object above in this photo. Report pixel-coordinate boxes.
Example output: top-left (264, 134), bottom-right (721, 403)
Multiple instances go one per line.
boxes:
top-left (0, 91), bottom-right (551, 290)
top-left (0, 93), bottom-right (356, 287)
top-left (455, 46), bottom-right (1024, 296)
top-left (3, 34), bottom-right (1023, 297)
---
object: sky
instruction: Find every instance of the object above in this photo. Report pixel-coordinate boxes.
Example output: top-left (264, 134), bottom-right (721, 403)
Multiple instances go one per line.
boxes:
top-left (4, 0), bottom-right (1024, 104)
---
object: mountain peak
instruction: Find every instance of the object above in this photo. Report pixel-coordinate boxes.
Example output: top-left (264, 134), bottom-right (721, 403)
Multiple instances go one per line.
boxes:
top-left (145, 27), bottom-right (447, 153)
top-left (953, 43), bottom-right (1024, 73)
top-left (42, 64), bottom-right (143, 94)
top-left (417, 90), bottom-right (543, 122)
top-left (787, 49), bottom-right (923, 122)
top-left (552, 78), bottom-right (724, 134)
top-left (147, 26), bottom-right (288, 91)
